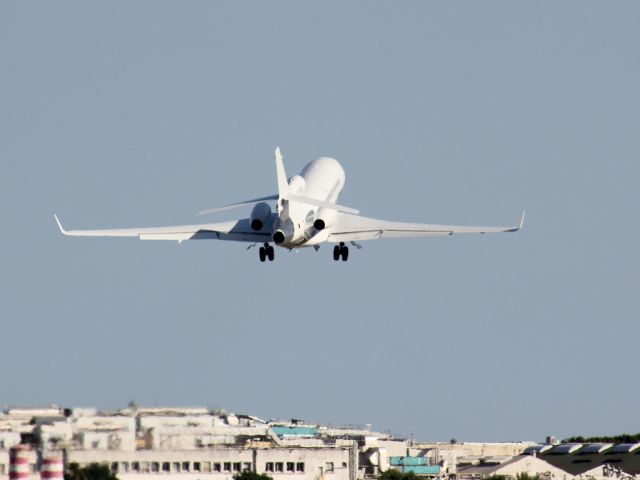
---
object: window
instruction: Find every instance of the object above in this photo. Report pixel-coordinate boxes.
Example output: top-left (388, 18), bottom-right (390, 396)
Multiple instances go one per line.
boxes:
top-left (120, 463), bottom-right (129, 473)
top-left (111, 463), bottom-right (118, 473)
top-left (183, 462), bottom-right (190, 472)
top-left (266, 463), bottom-right (274, 472)
top-left (296, 463), bottom-right (305, 473)
top-left (194, 462), bottom-right (201, 472)
top-left (132, 462), bottom-right (140, 473)
top-left (287, 463), bottom-right (295, 472)
top-left (213, 463), bottom-right (221, 472)
top-left (243, 463), bottom-right (252, 472)
top-left (275, 463), bottom-right (284, 472)
top-left (173, 463), bottom-right (181, 472)
top-left (224, 462), bottom-right (232, 472)
top-left (0, 465), bottom-right (5, 475)
top-left (162, 462), bottom-right (170, 473)
top-left (141, 462), bottom-right (150, 473)
top-left (342, 463), bottom-right (347, 469)
top-left (233, 463), bottom-right (241, 472)
top-left (326, 462), bottom-right (334, 473)
top-left (151, 462), bottom-right (160, 473)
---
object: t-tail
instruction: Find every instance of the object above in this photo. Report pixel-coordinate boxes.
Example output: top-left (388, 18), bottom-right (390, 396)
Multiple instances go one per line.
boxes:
top-left (274, 147), bottom-right (288, 215)
top-left (196, 147), bottom-right (359, 224)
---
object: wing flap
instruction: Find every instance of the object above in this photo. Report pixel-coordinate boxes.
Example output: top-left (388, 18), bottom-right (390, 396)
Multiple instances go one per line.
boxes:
top-left (54, 216), bottom-right (270, 243)
top-left (328, 211), bottom-right (523, 242)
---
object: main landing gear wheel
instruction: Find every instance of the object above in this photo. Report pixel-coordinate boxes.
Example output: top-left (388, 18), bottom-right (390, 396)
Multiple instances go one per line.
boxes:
top-left (259, 243), bottom-right (274, 262)
top-left (333, 242), bottom-right (349, 262)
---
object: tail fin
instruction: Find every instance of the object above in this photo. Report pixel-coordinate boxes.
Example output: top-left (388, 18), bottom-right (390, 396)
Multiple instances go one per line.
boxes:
top-left (275, 147), bottom-right (288, 199)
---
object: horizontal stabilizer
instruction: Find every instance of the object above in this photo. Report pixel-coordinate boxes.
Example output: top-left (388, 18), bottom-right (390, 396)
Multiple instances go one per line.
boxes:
top-left (197, 194), bottom-right (278, 216)
top-left (286, 194), bottom-right (359, 215)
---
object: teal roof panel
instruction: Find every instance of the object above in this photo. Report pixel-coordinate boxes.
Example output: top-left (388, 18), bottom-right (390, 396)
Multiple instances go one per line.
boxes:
top-left (390, 457), bottom-right (428, 466)
top-left (271, 426), bottom-right (319, 437)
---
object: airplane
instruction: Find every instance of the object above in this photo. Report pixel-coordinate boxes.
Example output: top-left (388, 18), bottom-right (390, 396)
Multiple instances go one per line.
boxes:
top-left (54, 147), bottom-right (524, 262)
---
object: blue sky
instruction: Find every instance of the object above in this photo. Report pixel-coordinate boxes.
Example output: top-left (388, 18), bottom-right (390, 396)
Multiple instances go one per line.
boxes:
top-left (1, 1), bottom-right (639, 442)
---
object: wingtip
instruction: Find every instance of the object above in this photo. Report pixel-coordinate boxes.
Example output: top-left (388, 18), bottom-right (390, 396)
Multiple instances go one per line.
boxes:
top-left (519, 209), bottom-right (526, 230)
top-left (53, 214), bottom-right (68, 235)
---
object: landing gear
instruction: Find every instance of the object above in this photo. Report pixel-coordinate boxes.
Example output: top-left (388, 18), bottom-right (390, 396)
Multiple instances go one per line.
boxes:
top-left (259, 243), bottom-right (275, 262)
top-left (333, 242), bottom-right (349, 262)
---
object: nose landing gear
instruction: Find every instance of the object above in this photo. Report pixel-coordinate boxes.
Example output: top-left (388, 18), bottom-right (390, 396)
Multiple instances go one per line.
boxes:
top-left (333, 242), bottom-right (349, 261)
top-left (259, 243), bottom-right (275, 262)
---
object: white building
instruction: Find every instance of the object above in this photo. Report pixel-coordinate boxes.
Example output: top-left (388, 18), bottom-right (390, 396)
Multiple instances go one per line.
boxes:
top-left (66, 446), bottom-right (357, 480)
top-left (457, 455), bottom-right (572, 480)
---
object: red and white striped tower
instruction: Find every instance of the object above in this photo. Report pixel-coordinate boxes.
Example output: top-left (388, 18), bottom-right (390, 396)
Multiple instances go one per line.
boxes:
top-left (40, 455), bottom-right (64, 480)
top-left (9, 445), bottom-right (30, 480)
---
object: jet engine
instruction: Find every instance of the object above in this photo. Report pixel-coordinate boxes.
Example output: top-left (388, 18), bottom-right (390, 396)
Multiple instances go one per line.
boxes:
top-left (272, 218), bottom-right (295, 244)
top-left (287, 175), bottom-right (306, 195)
top-left (313, 207), bottom-right (338, 231)
top-left (250, 202), bottom-right (272, 231)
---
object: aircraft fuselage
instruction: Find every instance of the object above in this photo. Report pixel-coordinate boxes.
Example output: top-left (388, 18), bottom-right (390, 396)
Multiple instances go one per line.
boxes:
top-left (272, 157), bottom-right (345, 248)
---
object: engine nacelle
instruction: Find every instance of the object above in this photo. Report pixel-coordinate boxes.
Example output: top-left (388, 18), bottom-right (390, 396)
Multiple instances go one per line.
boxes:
top-left (313, 207), bottom-right (338, 231)
top-left (272, 217), bottom-right (295, 244)
top-left (287, 175), bottom-right (306, 195)
top-left (250, 202), bottom-right (272, 231)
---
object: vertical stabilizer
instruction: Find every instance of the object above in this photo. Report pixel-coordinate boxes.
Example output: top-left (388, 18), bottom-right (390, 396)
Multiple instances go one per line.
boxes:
top-left (275, 147), bottom-right (288, 199)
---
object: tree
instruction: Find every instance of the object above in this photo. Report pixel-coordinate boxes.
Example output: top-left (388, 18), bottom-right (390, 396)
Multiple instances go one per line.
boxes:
top-left (233, 471), bottom-right (274, 480)
top-left (379, 470), bottom-right (420, 480)
top-left (563, 433), bottom-right (640, 444)
top-left (516, 474), bottom-right (542, 480)
top-left (66, 464), bottom-right (118, 480)
top-left (485, 475), bottom-right (541, 480)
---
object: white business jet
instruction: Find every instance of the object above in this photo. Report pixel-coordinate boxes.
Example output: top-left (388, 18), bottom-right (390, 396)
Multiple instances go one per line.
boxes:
top-left (55, 148), bottom-right (524, 262)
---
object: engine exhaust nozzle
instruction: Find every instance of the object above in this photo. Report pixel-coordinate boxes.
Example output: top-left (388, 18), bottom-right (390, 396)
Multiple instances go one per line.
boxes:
top-left (250, 219), bottom-right (263, 231)
top-left (314, 219), bottom-right (326, 231)
top-left (273, 230), bottom-right (285, 244)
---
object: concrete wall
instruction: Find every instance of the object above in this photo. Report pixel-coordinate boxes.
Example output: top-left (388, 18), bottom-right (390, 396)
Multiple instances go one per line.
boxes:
top-left (417, 442), bottom-right (534, 459)
top-left (146, 426), bottom-right (270, 450)
top-left (0, 433), bottom-right (22, 450)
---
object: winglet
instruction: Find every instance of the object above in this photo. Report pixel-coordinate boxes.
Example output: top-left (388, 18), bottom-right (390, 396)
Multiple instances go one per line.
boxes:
top-left (518, 209), bottom-right (526, 231)
top-left (54, 214), bottom-right (69, 235)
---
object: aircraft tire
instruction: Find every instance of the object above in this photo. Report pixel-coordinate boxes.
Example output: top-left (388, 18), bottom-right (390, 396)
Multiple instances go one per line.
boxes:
top-left (267, 246), bottom-right (275, 261)
top-left (341, 246), bottom-right (349, 261)
top-left (333, 245), bottom-right (341, 261)
top-left (259, 247), bottom-right (266, 262)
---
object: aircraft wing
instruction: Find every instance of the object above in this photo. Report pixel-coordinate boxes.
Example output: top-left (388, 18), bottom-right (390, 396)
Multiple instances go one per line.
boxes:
top-left (54, 215), bottom-right (271, 243)
top-left (327, 210), bottom-right (525, 242)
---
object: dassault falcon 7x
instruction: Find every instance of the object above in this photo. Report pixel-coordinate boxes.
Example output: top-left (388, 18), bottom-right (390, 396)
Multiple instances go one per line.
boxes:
top-left (54, 148), bottom-right (524, 262)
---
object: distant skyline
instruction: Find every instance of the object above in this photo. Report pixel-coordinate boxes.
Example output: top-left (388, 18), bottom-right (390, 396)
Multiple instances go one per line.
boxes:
top-left (1, 1), bottom-right (639, 442)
